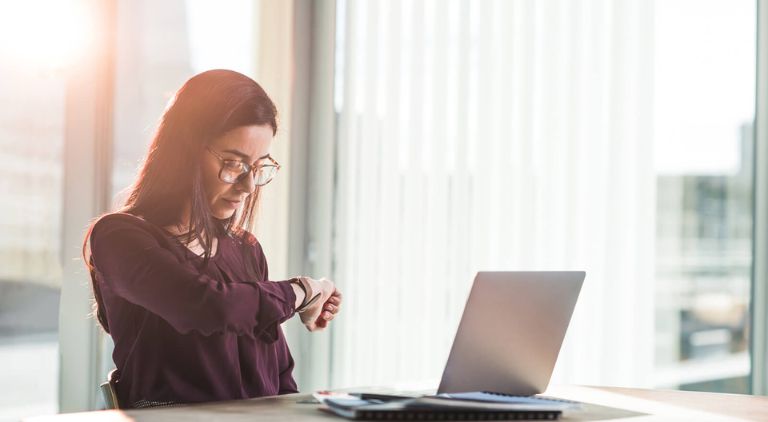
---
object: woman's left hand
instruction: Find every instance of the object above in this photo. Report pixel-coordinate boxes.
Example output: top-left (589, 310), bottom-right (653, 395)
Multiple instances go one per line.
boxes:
top-left (313, 289), bottom-right (342, 330)
top-left (297, 278), bottom-right (342, 331)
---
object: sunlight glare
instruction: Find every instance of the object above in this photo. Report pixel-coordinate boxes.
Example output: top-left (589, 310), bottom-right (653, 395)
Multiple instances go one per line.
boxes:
top-left (0, 0), bottom-right (91, 69)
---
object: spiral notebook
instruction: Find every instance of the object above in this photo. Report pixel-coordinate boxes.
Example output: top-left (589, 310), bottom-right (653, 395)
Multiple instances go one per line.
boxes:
top-left (323, 396), bottom-right (564, 420)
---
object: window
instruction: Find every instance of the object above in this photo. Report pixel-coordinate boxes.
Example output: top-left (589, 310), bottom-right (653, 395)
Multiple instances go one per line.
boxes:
top-left (0, 0), bottom-right (90, 418)
top-left (653, 0), bottom-right (755, 392)
top-left (327, 0), bottom-right (756, 392)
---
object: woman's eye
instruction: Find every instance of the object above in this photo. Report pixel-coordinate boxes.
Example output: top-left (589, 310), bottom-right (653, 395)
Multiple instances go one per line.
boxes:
top-left (223, 160), bottom-right (244, 171)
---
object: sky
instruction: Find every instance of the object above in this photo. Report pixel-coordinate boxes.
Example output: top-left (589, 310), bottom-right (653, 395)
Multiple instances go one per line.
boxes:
top-left (653, 0), bottom-right (756, 176)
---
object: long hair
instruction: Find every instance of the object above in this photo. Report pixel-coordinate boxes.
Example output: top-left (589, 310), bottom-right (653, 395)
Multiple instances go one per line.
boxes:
top-left (121, 69), bottom-right (277, 252)
top-left (83, 70), bottom-right (278, 331)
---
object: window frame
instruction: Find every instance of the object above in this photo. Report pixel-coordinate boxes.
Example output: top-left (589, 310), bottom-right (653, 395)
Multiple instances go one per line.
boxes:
top-left (751, 0), bottom-right (768, 396)
top-left (57, 0), bottom-right (118, 411)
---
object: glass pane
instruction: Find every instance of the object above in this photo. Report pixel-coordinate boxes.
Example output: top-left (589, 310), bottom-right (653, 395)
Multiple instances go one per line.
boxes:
top-left (330, 0), bottom-right (756, 393)
top-left (653, 0), bottom-right (755, 393)
top-left (0, 0), bottom-right (84, 417)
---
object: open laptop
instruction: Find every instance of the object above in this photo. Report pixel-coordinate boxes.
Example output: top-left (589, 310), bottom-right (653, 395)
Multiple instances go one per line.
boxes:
top-left (437, 271), bottom-right (585, 396)
top-left (317, 271), bottom-right (585, 418)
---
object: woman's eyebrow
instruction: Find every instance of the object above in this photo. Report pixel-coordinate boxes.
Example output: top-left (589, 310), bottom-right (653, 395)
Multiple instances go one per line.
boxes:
top-left (221, 149), bottom-right (270, 162)
top-left (221, 149), bottom-right (249, 159)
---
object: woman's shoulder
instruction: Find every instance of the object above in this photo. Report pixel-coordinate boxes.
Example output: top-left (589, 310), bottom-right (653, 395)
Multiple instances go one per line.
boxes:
top-left (92, 212), bottom-right (152, 230)
top-left (90, 212), bottom-right (165, 243)
top-left (89, 212), bottom-right (187, 262)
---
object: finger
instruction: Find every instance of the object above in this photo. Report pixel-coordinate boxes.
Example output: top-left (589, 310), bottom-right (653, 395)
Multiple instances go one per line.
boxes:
top-left (324, 303), bottom-right (337, 313)
top-left (306, 318), bottom-right (326, 331)
top-left (327, 297), bottom-right (341, 307)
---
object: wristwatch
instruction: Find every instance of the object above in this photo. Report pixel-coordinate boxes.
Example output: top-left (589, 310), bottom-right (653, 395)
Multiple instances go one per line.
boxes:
top-left (290, 277), bottom-right (322, 313)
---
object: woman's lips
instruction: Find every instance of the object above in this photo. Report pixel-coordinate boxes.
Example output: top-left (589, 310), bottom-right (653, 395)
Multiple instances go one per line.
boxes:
top-left (223, 198), bottom-right (241, 208)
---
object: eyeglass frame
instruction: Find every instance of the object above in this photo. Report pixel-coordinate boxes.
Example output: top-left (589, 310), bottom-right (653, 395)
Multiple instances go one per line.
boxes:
top-left (205, 147), bottom-right (281, 186)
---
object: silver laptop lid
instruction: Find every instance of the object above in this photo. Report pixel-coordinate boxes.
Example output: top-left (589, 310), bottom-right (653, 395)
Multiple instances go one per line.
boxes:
top-left (437, 271), bottom-right (585, 396)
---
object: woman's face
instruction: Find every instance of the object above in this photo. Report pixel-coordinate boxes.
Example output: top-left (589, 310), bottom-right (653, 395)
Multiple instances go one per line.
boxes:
top-left (201, 124), bottom-right (274, 220)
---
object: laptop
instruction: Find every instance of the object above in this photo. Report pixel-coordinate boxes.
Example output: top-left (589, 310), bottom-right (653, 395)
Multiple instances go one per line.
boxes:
top-left (318, 271), bottom-right (585, 418)
top-left (437, 271), bottom-right (585, 396)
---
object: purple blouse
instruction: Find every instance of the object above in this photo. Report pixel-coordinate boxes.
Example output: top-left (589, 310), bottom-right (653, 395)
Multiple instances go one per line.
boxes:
top-left (88, 213), bottom-right (299, 408)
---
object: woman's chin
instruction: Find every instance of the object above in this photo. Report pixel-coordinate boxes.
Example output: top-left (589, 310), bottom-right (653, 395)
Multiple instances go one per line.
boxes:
top-left (212, 208), bottom-right (236, 220)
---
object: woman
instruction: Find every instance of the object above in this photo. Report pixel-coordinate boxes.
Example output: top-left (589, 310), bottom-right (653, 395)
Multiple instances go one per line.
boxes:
top-left (83, 69), bottom-right (341, 409)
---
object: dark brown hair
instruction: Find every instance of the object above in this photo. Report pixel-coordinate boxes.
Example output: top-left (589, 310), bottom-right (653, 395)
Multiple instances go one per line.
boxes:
top-left (83, 69), bottom-right (278, 331)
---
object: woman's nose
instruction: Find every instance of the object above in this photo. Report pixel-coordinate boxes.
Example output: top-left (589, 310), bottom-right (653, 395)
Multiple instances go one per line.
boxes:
top-left (236, 171), bottom-right (257, 193)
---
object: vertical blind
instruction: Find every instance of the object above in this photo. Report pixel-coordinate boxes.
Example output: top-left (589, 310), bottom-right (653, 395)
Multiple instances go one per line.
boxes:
top-left (330, 0), bottom-right (656, 388)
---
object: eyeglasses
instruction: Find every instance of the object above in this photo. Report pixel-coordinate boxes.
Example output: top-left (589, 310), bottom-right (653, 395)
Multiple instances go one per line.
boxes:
top-left (206, 147), bottom-right (281, 186)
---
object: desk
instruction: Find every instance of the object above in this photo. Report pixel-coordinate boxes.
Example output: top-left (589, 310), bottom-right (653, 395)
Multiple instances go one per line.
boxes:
top-left (24, 385), bottom-right (768, 421)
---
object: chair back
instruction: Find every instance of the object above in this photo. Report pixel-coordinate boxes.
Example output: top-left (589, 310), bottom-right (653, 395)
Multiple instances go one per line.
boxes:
top-left (100, 369), bottom-right (120, 409)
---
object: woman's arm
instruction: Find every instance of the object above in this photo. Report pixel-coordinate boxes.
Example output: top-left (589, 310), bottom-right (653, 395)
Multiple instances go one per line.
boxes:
top-left (253, 240), bottom-right (341, 332)
top-left (90, 215), bottom-right (296, 339)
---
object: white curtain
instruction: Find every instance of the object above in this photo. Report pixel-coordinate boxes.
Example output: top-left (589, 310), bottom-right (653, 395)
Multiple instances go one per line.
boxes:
top-left (329, 0), bottom-right (656, 389)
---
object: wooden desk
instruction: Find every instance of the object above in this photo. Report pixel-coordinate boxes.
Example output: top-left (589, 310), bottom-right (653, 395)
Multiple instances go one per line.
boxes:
top-left (24, 385), bottom-right (768, 421)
